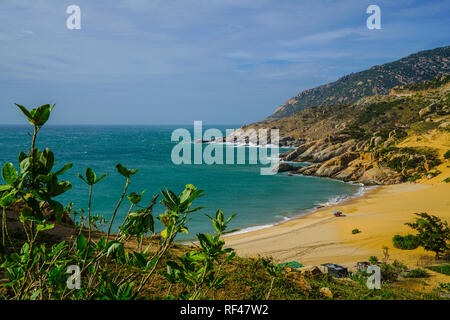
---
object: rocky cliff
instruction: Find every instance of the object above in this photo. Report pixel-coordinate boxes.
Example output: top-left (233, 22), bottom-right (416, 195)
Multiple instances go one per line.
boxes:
top-left (235, 74), bottom-right (450, 185)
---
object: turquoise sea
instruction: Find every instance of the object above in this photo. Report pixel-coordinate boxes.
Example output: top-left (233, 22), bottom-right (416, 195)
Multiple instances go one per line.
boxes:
top-left (0, 125), bottom-right (363, 239)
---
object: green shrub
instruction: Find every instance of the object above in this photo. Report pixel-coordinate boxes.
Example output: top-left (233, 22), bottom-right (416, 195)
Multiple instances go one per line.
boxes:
top-left (405, 213), bottom-right (450, 259)
top-left (380, 263), bottom-right (400, 282)
top-left (392, 260), bottom-right (408, 271)
top-left (437, 282), bottom-right (450, 294)
top-left (405, 268), bottom-right (429, 278)
top-left (444, 150), bottom-right (450, 160)
top-left (426, 264), bottom-right (450, 276)
top-left (408, 174), bottom-right (422, 182)
top-left (352, 228), bottom-right (361, 234)
top-left (369, 256), bottom-right (379, 264)
top-left (392, 234), bottom-right (420, 250)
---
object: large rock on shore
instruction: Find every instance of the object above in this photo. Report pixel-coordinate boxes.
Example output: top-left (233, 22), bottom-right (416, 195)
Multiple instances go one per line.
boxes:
top-left (359, 166), bottom-right (404, 185)
top-left (282, 135), bottom-right (356, 163)
top-left (419, 103), bottom-right (438, 118)
top-left (271, 162), bottom-right (295, 173)
top-left (288, 134), bottom-right (404, 184)
top-left (298, 153), bottom-right (402, 185)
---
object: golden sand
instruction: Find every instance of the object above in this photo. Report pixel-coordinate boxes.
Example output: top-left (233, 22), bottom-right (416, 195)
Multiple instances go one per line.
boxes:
top-left (225, 182), bottom-right (449, 268)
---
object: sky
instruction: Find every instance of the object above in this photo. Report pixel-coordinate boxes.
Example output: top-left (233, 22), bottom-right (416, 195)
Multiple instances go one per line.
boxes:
top-left (0, 0), bottom-right (449, 125)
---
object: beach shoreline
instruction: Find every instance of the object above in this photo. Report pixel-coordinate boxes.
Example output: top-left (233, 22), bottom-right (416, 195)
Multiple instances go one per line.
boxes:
top-left (222, 180), bottom-right (373, 238)
top-left (224, 181), bottom-right (450, 269)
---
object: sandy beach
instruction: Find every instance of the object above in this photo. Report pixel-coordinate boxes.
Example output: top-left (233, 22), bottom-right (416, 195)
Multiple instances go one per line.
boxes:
top-left (225, 129), bottom-right (450, 271)
top-left (225, 181), bottom-right (450, 268)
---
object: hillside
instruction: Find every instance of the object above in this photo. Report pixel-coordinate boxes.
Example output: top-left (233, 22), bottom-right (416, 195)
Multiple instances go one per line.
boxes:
top-left (266, 46), bottom-right (450, 121)
top-left (234, 75), bottom-right (450, 185)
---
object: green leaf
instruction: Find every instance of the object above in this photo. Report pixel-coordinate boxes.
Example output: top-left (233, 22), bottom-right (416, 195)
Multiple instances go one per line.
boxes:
top-left (116, 163), bottom-right (139, 178)
top-left (36, 173), bottom-right (53, 184)
top-left (47, 180), bottom-right (72, 197)
top-left (85, 168), bottom-right (96, 185)
top-left (179, 225), bottom-right (189, 235)
top-left (96, 237), bottom-right (106, 250)
top-left (37, 223), bottom-right (55, 232)
top-left (76, 234), bottom-right (87, 251)
top-left (48, 200), bottom-right (64, 222)
top-left (50, 241), bottom-right (67, 256)
top-left (15, 103), bottom-right (34, 124)
top-left (95, 173), bottom-right (108, 185)
top-left (2, 163), bottom-right (19, 186)
top-left (133, 252), bottom-right (147, 268)
top-left (40, 148), bottom-right (54, 173)
top-left (18, 151), bottom-right (27, 163)
top-left (127, 191), bottom-right (144, 205)
top-left (54, 163), bottom-right (73, 176)
top-left (0, 185), bottom-right (12, 192)
top-left (19, 157), bottom-right (31, 174)
top-left (105, 241), bottom-right (124, 258)
top-left (0, 190), bottom-right (16, 207)
top-left (224, 252), bottom-right (236, 264)
top-left (116, 163), bottom-right (129, 178)
top-left (186, 206), bottom-right (205, 214)
top-left (33, 104), bottom-right (54, 126)
top-left (226, 214), bottom-right (237, 224)
top-left (76, 172), bottom-right (87, 184)
top-left (29, 289), bottom-right (42, 300)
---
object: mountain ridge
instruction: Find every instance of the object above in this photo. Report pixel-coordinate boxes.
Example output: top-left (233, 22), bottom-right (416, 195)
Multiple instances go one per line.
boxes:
top-left (266, 45), bottom-right (450, 121)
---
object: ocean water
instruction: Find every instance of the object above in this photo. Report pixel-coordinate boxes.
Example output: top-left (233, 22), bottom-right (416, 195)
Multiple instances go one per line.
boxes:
top-left (0, 125), bottom-right (363, 240)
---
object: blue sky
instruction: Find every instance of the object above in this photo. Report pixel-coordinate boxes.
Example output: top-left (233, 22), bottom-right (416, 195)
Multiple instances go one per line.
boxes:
top-left (0, 0), bottom-right (449, 125)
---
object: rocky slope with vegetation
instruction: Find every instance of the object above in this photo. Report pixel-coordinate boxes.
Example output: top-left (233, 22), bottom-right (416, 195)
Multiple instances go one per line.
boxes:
top-left (266, 46), bottom-right (450, 121)
top-left (240, 74), bottom-right (450, 185)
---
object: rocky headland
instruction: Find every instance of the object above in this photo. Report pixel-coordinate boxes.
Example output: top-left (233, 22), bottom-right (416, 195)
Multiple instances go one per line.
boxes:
top-left (228, 74), bottom-right (450, 185)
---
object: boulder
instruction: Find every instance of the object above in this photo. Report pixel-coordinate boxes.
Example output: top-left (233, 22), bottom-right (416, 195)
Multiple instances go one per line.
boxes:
top-left (296, 163), bottom-right (321, 175)
top-left (370, 136), bottom-right (383, 147)
top-left (279, 136), bottom-right (294, 147)
top-left (282, 141), bottom-right (315, 161)
top-left (271, 162), bottom-right (295, 173)
top-left (315, 165), bottom-right (343, 177)
top-left (419, 103), bottom-right (438, 118)
top-left (359, 166), bottom-right (403, 185)
top-left (319, 287), bottom-right (333, 299)
top-left (297, 266), bottom-right (323, 278)
top-left (312, 139), bottom-right (356, 162)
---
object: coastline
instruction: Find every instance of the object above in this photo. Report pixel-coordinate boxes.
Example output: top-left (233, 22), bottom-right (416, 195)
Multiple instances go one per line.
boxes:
top-left (223, 178), bottom-right (371, 238)
top-left (224, 181), bottom-right (450, 269)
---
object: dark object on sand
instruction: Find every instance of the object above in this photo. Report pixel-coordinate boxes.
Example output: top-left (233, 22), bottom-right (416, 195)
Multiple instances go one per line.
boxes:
top-left (320, 263), bottom-right (349, 278)
top-left (333, 210), bottom-right (343, 217)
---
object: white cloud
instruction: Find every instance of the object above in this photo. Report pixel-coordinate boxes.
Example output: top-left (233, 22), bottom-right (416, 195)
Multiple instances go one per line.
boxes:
top-left (225, 51), bottom-right (255, 59)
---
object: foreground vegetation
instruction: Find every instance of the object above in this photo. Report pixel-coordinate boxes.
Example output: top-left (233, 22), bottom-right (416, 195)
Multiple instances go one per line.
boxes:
top-left (0, 104), bottom-right (448, 300)
top-left (393, 213), bottom-right (449, 259)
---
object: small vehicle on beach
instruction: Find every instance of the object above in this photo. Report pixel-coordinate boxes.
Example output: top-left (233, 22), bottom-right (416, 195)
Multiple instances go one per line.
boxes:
top-left (333, 210), bottom-right (343, 217)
